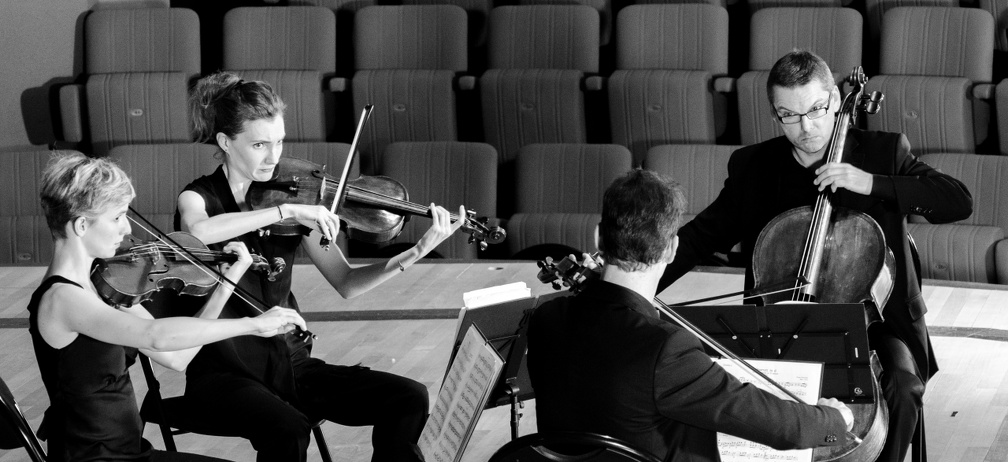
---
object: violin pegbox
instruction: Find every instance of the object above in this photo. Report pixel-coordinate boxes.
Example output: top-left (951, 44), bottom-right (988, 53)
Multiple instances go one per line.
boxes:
top-left (461, 210), bottom-right (507, 251)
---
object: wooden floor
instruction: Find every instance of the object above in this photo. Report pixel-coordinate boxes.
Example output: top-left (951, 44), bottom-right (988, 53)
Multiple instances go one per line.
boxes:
top-left (1, 262), bottom-right (1007, 461)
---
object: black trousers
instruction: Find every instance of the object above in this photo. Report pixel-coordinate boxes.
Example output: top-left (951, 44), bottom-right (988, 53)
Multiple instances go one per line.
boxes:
top-left (183, 358), bottom-right (429, 462)
top-left (869, 323), bottom-right (926, 462)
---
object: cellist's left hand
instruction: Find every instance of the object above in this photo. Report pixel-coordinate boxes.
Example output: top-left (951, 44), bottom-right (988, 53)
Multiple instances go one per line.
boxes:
top-left (814, 162), bottom-right (873, 195)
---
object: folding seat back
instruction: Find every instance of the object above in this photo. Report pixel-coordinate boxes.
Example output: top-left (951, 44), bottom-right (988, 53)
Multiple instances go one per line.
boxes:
top-left (609, 4), bottom-right (729, 165)
top-left (223, 6), bottom-right (337, 143)
top-left (863, 0), bottom-right (958, 71)
top-left (481, 5), bottom-right (600, 165)
top-left (380, 141), bottom-right (499, 259)
top-left (908, 153), bottom-right (1008, 283)
top-left (737, 7), bottom-right (862, 145)
top-left (0, 149), bottom-right (54, 265)
top-left (68, 8), bottom-right (200, 156)
top-left (643, 144), bottom-right (738, 223)
top-left (506, 144), bottom-right (631, 258)
top-left (978, 0), bottom-right (1008, 53)
top-left (353, 5), bottom-right (469, 175)
top-left (999, 79), bottom-right (1008, 155)
top-left (519, 0), bottom-right (613, 46)
top-left (866, 7), bottom-right (995, 154)
top-left (107, 143), bottom-right (220, 236)
top-left (746, 0), bottom-right (845, 12)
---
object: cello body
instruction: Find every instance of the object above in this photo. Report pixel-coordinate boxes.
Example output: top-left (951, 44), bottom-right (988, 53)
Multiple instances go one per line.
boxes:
top-left (751, 67), bottom-right (891, 462)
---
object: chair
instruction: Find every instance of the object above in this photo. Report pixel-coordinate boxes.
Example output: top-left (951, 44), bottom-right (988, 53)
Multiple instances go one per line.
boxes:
top-left (520, 0), bottom-right (613, 46)
top-left (0, 149), bottom-right (54, 265)
top-left (866, 7), bottom-right (996, 154)
top-left (481, 5), bottom-right (601, 166)
top-left (0, 375), bottom-right (46, 462)
top-left (907, 153), bottom-right (1008, 284)
top-left (736, 7), bottom-right (863, 145)
top-left (107, 143), bottom-right (220, 236)
top-left (138, 355), bottom-right (333, 462)
top-left (609, 4), bottom-right (730, 165)
top-left (352, 5), bottom-right (470, 175)
top-left (998, 79), bottom-right (1008, 155)
top-left (379, 141), bottom-right (499, 259)
top-left (862, 0), bottom-right (958, 73)
top-left (223, 6), bottom-right (338, 142)
top-left (488, 431), bottom-right (662, 462)
top-left (979, 0), bottom-right (1008, 55)
top-left (644, 144), bottom-right (743, 265)
top-left (506, 143), bottom-right (631, 258)
top-left (58, 7), bottom-right (200, 157)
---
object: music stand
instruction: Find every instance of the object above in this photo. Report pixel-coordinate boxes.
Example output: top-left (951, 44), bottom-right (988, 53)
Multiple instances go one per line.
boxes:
top-left (668, 303), bottom-right (875, 403)
top-left (446, 291), bottom-right (567, 440)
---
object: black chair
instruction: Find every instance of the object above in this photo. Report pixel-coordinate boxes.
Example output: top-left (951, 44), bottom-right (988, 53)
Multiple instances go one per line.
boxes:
top-left (137, 355), bottom-right (333, 462)
top-left (0, 376), bottom-right (47, 462)
top-left (488, 432), bottom-right (663, 462)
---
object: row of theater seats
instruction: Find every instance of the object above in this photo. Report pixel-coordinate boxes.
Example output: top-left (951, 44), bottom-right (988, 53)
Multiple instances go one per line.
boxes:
top-left (58, 3), bottom-right (1008, 176)
top-left (3, 142), bottom-right (1007, 285)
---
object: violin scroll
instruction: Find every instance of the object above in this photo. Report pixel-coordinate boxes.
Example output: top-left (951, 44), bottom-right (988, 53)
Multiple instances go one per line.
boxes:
top-left (536, 253), bottom-right (599, 294)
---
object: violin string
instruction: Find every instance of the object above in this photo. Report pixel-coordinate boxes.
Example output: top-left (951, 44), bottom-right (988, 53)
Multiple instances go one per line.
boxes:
top-left (125, 211), bottom-right (267, 315)
top-left (325, 178), bottom-right (470, 224)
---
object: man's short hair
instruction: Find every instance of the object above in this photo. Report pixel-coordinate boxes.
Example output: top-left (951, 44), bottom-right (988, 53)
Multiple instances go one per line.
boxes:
top-left (598, 169), bottom-right (686, 272)
top-left (766, 50), bottom-right (835, 106)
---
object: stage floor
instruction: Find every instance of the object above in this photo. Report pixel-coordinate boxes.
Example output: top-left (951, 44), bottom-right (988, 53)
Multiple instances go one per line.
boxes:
top-left (1, 262), bottom-right (1006, 461)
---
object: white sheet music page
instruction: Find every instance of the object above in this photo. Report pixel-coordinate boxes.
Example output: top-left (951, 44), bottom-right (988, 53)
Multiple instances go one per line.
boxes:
top-left (714, 358), bottom-right (824, 462)
top-left (418, 324), bottom-right (504, 462)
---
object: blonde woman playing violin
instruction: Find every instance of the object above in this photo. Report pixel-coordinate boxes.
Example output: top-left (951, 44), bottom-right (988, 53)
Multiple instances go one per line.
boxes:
top-left (31, 152), bottom-right (306, 462)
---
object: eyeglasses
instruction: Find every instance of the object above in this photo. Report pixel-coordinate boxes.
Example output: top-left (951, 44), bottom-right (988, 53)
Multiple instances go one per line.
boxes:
top-left (775, 99), bottom-right (831, 124)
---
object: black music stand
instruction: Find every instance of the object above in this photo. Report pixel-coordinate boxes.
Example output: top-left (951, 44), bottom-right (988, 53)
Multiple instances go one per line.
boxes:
top-left (446, 291), bottom-right (567, 440)
top-left (668, 303), bottom-right (875, 403)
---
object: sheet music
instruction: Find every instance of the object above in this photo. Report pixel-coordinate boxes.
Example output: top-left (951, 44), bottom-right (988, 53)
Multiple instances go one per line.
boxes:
top-left (419, 324), bottom-right (504, 462)
top-left (714, 358), bottom-right (824, 462)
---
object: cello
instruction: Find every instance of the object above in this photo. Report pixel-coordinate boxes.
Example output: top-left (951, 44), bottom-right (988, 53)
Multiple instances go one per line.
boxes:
top-left (750, 67), bottom-right (892, 461)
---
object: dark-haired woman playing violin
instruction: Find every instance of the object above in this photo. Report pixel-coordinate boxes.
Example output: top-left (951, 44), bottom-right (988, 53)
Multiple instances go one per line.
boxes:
top-left (31, 152), bottom-right (307, 462)
top-left (175, 72), bottom-right (464, 462)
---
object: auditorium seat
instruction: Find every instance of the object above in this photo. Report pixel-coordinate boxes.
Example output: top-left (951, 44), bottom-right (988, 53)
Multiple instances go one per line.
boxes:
top-left (608, 4), bottom-right (730, 166)
top-left (379, 141), bottom-right (499, 259)
top-left (642, 144), bottom-right (738, 223)
top-left (481, 5), bottom-right (601, 166)
top-left (352, 5), bottom-right (470, 175)
top-left (0, 149), bottom-right (54, 265)
top-left (644, 144), bottom-right (742, 265)
top-left (866, 7), bottom-right (995, 154)
top-left (59, 7), bottom-right (199, 157)
top-left (978, 0), bottom-right (1008, 57)
top-left (107, 143), bottom-right (221, 236)
top-left (520, 0), bottom-right (612, 46)
top-left (862, 0), bottom-right (958, 73)
top-left (223, 6), bottom-right (337, 142)
top-left (736, 7), bottom-right (863, 145)
top-left (506, 143), bottom-right (631, 258)
top-left (998, 79), bottom-right (1008, 155)
top-left (746, 0), bottom-right (847, 12)
top-left (289, 0), bottom-right (377, 77)
top-left (908, 153), bottom-right (1008, 284)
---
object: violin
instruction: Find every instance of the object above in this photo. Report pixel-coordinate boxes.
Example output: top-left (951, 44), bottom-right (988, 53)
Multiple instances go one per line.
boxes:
top-left (92, 212), bottom-right (315, 341)
top-left (91, 231), bottom-right (286, 307)
top-left (246, 156), bottom-right (507, 250)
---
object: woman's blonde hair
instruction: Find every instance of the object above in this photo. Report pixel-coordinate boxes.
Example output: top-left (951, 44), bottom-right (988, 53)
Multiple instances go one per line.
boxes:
top-left (40, 151), bottom-right (135, 238)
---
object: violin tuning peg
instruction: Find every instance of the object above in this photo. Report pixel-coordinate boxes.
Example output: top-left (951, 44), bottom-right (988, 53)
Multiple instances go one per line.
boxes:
top-left (551, 282), bottom-right (562, 290)
top-left (479, 241), bottom-right (488, 251)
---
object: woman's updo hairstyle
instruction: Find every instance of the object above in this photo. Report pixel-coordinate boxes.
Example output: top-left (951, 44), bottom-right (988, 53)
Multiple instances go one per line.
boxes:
top-left (189, 71), bottom-right (286, 145)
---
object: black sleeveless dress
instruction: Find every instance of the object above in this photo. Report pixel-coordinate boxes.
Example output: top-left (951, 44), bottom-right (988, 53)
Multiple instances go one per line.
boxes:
top-left (28, 276), bottom-right (153, 461)
top-left (174, 165), bottom-right (311, 403)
